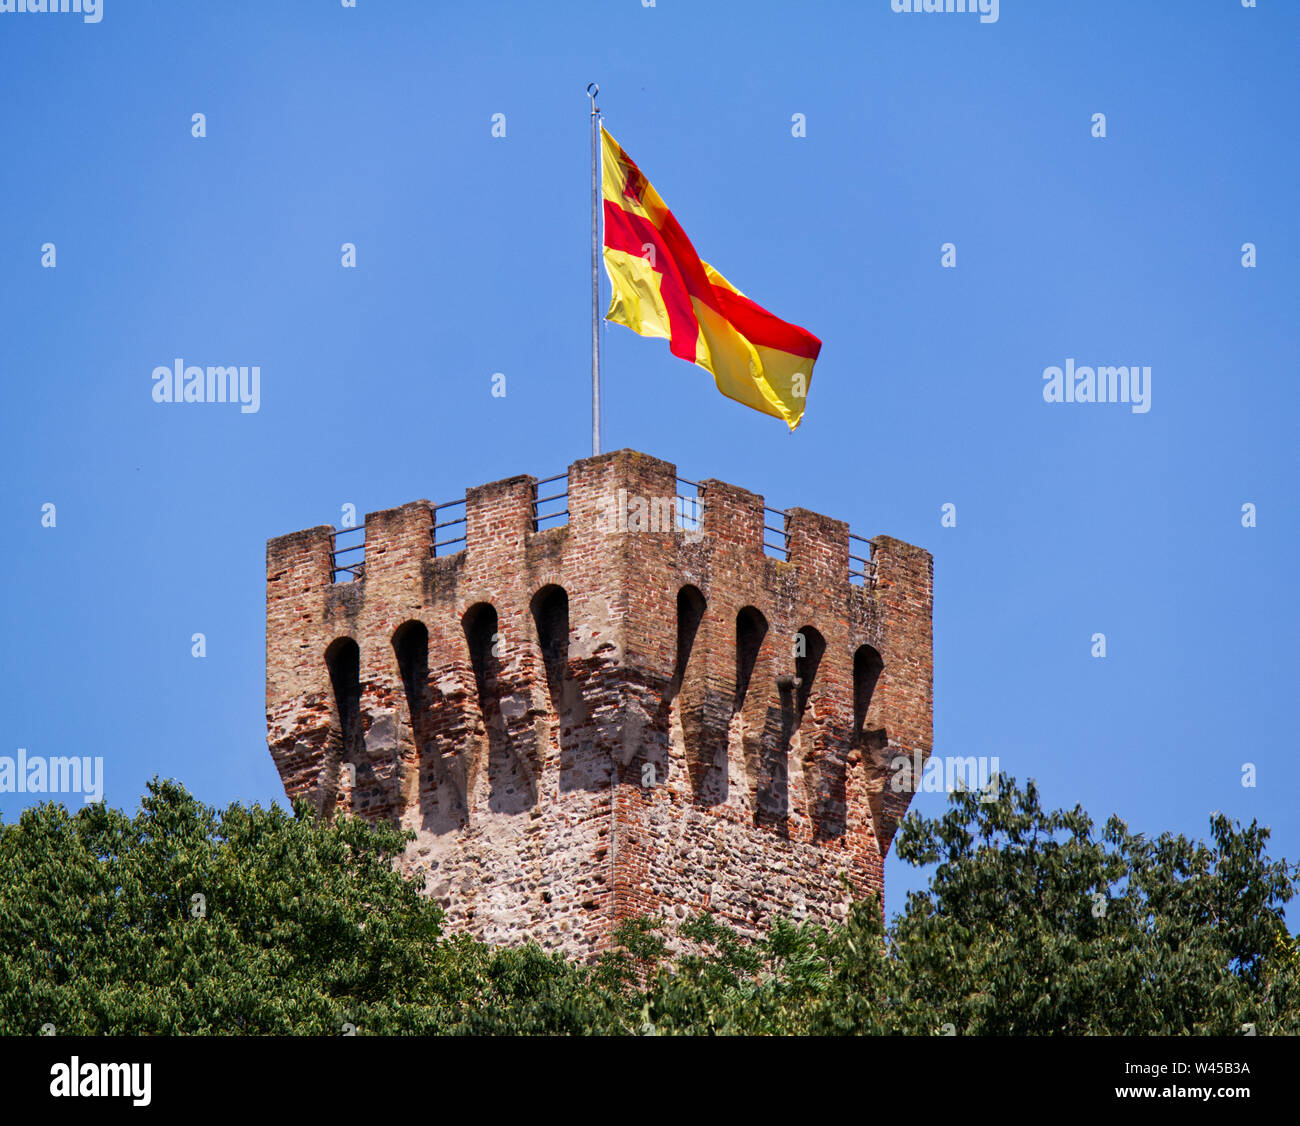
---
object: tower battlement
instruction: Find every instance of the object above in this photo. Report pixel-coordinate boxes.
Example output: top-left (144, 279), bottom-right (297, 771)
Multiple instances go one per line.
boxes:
top-left (266, 449), bottom-right (933, 955)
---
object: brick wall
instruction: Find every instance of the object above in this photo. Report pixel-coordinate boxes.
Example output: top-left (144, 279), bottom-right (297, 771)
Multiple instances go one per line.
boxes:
top-left (265, 449), bottom-right (933, 957)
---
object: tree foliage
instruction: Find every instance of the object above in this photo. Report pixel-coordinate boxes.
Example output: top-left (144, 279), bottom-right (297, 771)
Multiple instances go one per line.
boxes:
top-left (1, 775), bottom-right (1294, 1035)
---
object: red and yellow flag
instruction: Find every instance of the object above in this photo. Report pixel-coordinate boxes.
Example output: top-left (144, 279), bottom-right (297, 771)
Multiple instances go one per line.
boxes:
top-left (600, 127), bottom-right (821, 431)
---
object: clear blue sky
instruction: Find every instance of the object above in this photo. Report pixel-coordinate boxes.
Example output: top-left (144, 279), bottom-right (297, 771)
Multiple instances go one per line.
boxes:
top-left (2, 0), bottom-right (1295, 916)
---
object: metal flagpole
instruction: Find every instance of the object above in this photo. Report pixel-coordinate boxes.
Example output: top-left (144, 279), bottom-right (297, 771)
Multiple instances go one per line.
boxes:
top-left (587, 82), bottom-right (602, 457)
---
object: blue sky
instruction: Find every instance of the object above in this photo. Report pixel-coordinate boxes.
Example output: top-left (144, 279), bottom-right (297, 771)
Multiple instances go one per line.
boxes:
top-left (1, 0), bottom-right (1295, 917)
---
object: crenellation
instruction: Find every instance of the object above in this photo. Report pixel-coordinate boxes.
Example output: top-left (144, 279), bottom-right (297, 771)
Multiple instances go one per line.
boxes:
top-left (785, 507), bottom-right (850, 586)
top-left (698, 477), bottom-right (764, 556)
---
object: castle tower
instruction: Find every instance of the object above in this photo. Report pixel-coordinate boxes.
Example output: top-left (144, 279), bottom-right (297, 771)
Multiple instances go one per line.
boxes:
top-left (265, 449), bottom-right (933, 956)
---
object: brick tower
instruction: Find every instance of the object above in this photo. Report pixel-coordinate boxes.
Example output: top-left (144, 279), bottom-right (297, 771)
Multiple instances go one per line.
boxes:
top-left (265, 449), bottom-right (932, 956)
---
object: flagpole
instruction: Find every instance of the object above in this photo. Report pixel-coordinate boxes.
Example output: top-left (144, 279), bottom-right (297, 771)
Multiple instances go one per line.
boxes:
top-left (587, 82), bottom-right (602, 457)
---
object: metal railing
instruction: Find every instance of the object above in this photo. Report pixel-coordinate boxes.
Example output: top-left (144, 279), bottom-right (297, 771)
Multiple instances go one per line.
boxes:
top-left (331, 525), bottom-right (365, 583)
top-left (431, 496), bottom-right (467, 557)
top-left (533, 472), bottom-right (569, 531)
top-left (763, 505), bottom-right (788, 561)
top-left (338, 475), bottom-right (874, 587)
top-left (675, 476), bottom-right (704, 534)
top-left (849, 532), bottom-right (876, 587)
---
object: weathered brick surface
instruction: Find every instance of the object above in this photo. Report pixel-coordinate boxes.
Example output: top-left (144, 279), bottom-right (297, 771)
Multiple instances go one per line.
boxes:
top-left (266, 449), bottom-right (933, 957)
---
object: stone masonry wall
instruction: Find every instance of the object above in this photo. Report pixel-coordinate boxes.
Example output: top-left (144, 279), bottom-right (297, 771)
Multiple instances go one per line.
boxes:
top-left (265, 449), bottom-right (933, 958)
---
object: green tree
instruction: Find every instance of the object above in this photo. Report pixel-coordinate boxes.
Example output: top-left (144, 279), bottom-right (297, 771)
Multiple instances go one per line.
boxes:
top-left (1, 774), bottom-right (1294, 1035)
top-left (0, 779), bottom-right (615, 1035)
top-left (597, 775), bottom-right (1299, 1035)
top-left (844, 775), bottom-right (1300, 1035)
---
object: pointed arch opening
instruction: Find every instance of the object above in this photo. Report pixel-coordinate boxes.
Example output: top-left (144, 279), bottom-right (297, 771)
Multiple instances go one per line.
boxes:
top-left (530, 584), bottom-right (569, 705)
top-left (853, 644), bottom-right (884, 743)
top-left (675, 585), bottom-right (706, 683)
top-left (464, 601), bottom-right (536, 813)
top-left (324, 636), bottom-right (364, 813)
top-left (793, 625), bottom-right (826, 721)
top-left (462, 602), bottom-right (500, 705)
top-left (669, 585), bottom-right (708, 797)
top-left (392, 620), bottom-right (430, 729)
top-left (735, 606), bottom-right (768, 710)
top-left (392, 620), bottom-right (430, 811)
